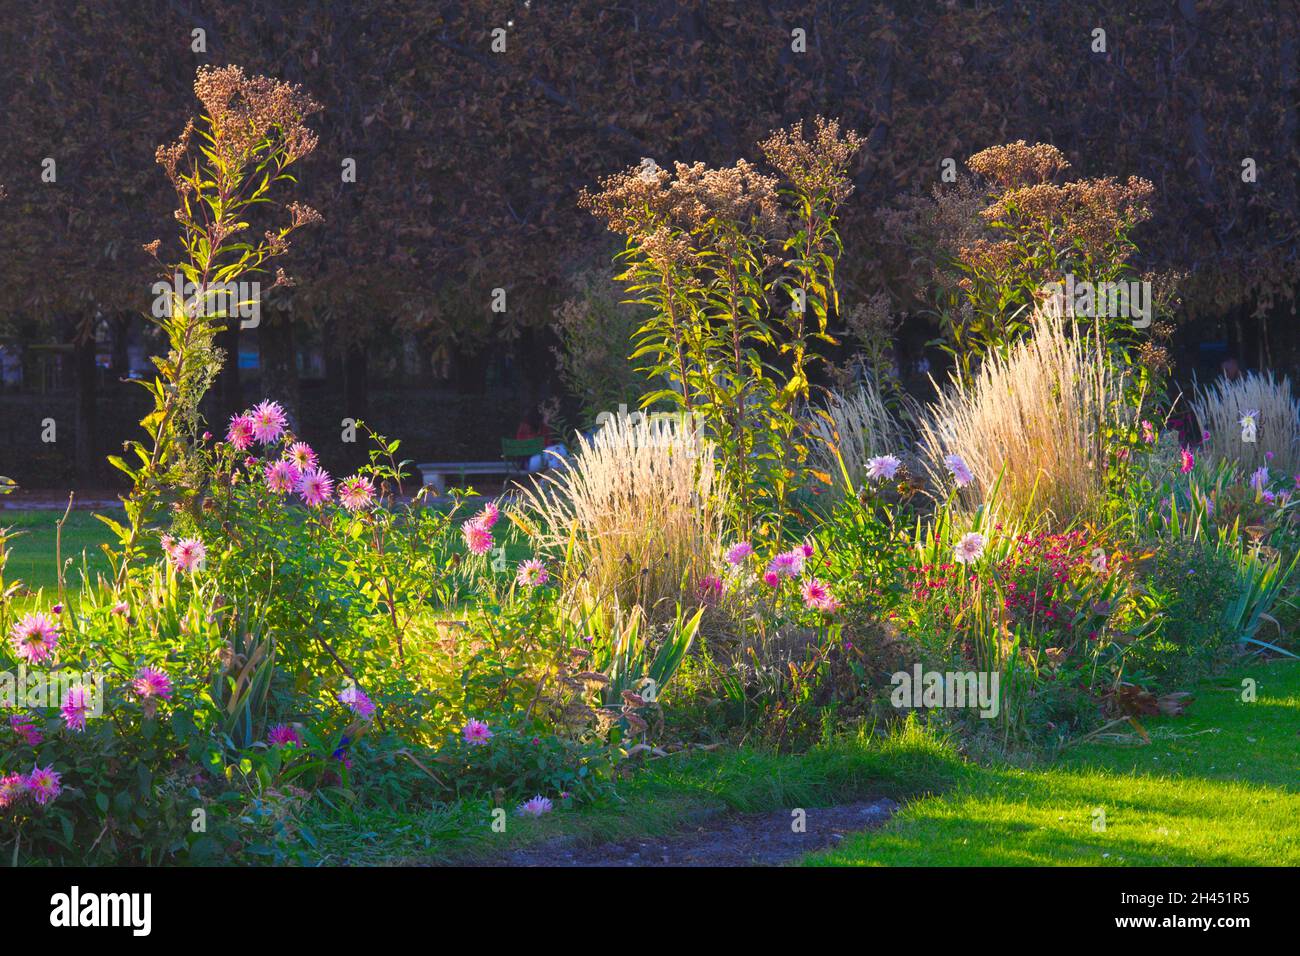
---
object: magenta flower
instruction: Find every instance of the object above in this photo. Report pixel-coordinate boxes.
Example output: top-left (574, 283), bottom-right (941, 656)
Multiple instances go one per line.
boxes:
top-left (61, 685), bottom-right (92, 732)
top-left (516, 558), bottom-right (549, 587)
top-left (944, 453), bottom-right (974, 487)
top-left (227, 413), bottom-right (256, 451)
top-left (724, 542), bottom-right (754, 565)
top-left (515, 795), bottom-right (554, 817)
top-left (762, 570), bottom-right (781, 588)
top-left (250, 400), bottom-right (288, 444)
top-left (10, 714), bottom-right (42, 746)
top-left (9, 612), bottom-right (60, 665)
top-left (1179, 448), bottom-right (1195, 474)
top-left (338, 475), bottom-right (376, 512)
top-left (297, 467), bottom-right (334, 507)
top-left (287, 442), bottom-right (318, 472)
top-left (24, 765), bottom-right (61, 806)
top-left (168, 536), bottom-right (206, 573)
top-left (133, 667), bottom-right (173, 701)
top-left (865, 454), bottom-right (902, 480)
top-left (800, 578), bottom-right (838, 612)
top-left (338, 685), bottom-right (375, 720)
top-left (462, 519), bottom-right (493, 555)
top-left (767, 549), bottom-right (805, 579)
top-left (267, 724), bottom-right (303, 747)
top-left (462, 718), bottom-right (493, 746)
top-left (265, 459), bottom-right (300, 494)
top-left (696, 574), bottom-right (724, 605)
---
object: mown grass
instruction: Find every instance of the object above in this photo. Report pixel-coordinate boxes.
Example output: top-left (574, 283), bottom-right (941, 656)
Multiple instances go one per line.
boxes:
top-left (1, 508), bottom-right (120, 595)
top-left (304, 719), bottom-right (962, 865)
top-left (805, 660), bottom-right (1300, 866)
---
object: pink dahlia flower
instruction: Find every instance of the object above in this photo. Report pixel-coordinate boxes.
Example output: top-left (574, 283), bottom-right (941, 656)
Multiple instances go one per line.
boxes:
top-left (249, 400), bottom-right (288, 444)
top-left (462, 718), bottom-right (494, 745)
top-left (9, 612), bottom-right (60, 665)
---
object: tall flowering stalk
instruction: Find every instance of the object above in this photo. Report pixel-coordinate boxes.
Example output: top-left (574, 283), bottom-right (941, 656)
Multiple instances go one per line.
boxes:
top-left (107, 66), bottom-right (321, 583)
top-left (581, 118), bottom-right (862, 539)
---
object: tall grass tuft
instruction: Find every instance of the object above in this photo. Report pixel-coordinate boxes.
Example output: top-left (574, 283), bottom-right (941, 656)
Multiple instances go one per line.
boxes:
top-left (917, 309), bottom-right (1131, 525)
top-left (809, 379), bottom-right (910, 495)
top-left (511, 412), bottom-right (725, 617)
top-left (1190, 370), bottom-right (1300, 475)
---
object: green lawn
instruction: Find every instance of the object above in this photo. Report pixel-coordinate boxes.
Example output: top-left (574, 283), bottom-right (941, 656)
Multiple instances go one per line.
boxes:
top-left (303, 662), bottom-right (1300, 866)
top-left (806, 660), bottom-right (1300, 866)
top-left (2, 508), bottom-right (120, 595)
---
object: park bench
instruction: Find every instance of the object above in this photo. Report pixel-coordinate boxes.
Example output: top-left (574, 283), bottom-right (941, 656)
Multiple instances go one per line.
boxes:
top-left (416, 437), bottom-right (546, 493)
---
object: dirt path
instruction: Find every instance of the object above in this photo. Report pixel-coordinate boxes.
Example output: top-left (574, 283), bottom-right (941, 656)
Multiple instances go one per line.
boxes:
top-left (481, 798), bottom-right (899, 867)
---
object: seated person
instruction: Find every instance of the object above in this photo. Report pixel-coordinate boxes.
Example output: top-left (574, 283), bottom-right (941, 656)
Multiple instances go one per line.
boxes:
top-left (516, 410), bottom-right (567, 472)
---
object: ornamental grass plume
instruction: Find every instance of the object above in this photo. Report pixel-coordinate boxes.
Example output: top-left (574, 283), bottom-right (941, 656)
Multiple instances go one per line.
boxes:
top-left (512, 411), bottom-right (725, 619)
top-left (1191, 370), bottom-right (1300, 475)
top-left (917, 308), bottom-right (1132, 525)
top-left (808, 379), bottom-right (910, 494)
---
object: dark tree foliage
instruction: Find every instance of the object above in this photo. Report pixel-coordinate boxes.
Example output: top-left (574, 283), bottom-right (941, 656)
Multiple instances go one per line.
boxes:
top-left (0, 0), bottom-right (1296, 397)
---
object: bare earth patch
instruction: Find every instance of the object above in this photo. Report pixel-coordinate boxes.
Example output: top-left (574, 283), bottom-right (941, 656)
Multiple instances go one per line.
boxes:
top-left (479, 798), bottom-right (899, 867)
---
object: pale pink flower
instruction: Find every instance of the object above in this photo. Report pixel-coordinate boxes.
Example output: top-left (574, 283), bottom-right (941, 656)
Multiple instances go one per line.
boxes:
top-left (944, 453), bottom-right (974, 487)
top-left (953, 531), bottom-right (986, 564)
top-left (24, 765), bottom-right (61, 806)
top-left (133, 666), bottom-right (172, 700)
top-left (338, 685), bottom-right (375, 720)
top-left (724, 542), bottom-right (754, 565)
top-left (250, 400), bottom-right (288, 444)
top-left (227, 413), bottom-right (256, 451)
top-left (297, 467), bottom-right (334, 507)
top-left (338, 475), bottom-right (376, 511)
top-left (474, 501), bottom-right (500, 530)
top-left (516, 558), bottom-right (548, 587)
top-left (9, 612), bottom-right (60, 665)
top-left (865, 454), bottom-right (902, 480)
top-left (265, 459), bottom-right (300, 494)
top-left (463, 718), bottom-right (494, 745)
top-left (61, 685), bottom-right (92, 732)
top-left (1141, 420), bottom-right (1157, 444)
top-left (169, 537), bottom-right (206, 573)
top-left (515, 795), bottom-right (554, 817)
top-left (0, 773), bottom-right (26, 809)
top-left (287, 442), bottom-right (318, 472)
top-left (110, 601), bottom-right (129, 617)
top-left (462, 519), bottom-right (493, 555)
